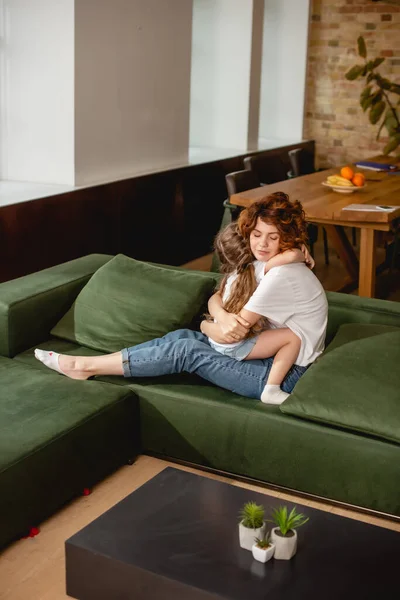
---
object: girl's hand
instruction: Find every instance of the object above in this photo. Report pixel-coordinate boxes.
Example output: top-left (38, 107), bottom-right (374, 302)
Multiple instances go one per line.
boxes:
top-left (217, 312), bottom-right (250, 341)
top-left (201, 320), bottom-right (247, 344)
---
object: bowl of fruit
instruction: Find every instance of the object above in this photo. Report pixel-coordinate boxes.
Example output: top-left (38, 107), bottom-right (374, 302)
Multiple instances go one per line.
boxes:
top-left (322, 167), bottom-right (366, 193)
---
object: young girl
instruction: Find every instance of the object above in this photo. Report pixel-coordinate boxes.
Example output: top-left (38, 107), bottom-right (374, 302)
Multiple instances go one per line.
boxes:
top-left (35, 194), bottom-right (327, 404)
top-left (201, 206), bottom-right (313, 404)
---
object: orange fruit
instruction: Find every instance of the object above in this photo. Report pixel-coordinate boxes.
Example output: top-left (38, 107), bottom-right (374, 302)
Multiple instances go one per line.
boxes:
top-left (340, 166), bottom-right (354, 180)
top-left (352, 173), bottom-right (365, 187)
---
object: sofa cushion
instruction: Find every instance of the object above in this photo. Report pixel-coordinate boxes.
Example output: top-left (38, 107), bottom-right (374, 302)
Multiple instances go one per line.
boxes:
top-left (280, 326), bottom-right (400, 444)
top-left (14, 337), bottom-right (400, 516)
top-left (0, 355), bottom-right (139, 550)
top-left (323, 323), bottom-right (400, 354)
top-left (51, 254), bottom-right (217, 353)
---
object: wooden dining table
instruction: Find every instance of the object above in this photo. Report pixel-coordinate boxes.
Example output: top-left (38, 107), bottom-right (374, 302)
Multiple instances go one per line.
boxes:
top-left (230, 156), bottom-right (400, 298)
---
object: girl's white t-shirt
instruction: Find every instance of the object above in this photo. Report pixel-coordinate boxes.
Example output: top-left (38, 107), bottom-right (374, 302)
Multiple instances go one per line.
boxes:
top-left (244, 263), bottom-right (328, 366)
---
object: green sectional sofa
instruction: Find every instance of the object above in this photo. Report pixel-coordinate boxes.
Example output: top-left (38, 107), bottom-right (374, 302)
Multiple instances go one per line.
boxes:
top-left (1, 254), bottom-right (399, 550)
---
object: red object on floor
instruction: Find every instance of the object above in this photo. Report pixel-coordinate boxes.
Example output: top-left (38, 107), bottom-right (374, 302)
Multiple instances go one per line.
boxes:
top-left (22, 526), bottom-right (40, 539)
top-left (82, 488), bottom-right (91, 496)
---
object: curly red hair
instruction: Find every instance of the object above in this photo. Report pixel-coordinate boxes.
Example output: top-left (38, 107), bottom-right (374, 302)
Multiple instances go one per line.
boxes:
top-left (237, 192), bottom-right (308, 252)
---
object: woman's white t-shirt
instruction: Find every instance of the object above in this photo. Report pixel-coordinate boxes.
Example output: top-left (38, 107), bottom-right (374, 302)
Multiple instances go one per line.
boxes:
top-left (244, 262), bottom-right (328, 366)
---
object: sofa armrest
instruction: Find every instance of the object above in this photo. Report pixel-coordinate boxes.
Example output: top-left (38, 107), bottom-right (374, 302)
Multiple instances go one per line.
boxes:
top-left (326, 291), bottom-right (400, 343)
top-left (0, 254), bottom-right (112, 357)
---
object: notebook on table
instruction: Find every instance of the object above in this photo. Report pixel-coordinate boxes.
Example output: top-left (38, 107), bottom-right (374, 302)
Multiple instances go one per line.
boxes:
top-left (355, 161), bottom-right (399, 172)
top-left (342, 203), bottom-right (398, 212)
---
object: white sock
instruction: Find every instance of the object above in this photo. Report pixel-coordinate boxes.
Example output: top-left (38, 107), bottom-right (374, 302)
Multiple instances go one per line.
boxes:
top-left (34, 349), bottom-right (66, 376)
top-left (260, 384), bottom-right (289, 405)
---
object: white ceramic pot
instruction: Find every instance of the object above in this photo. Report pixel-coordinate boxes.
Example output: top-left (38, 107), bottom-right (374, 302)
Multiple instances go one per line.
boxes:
top-left (251, 542), bottom-right (275, 563)
top-left (239, 521), bottom-right (266, 551)
top-left (270, 527), bottom-right (297, 560)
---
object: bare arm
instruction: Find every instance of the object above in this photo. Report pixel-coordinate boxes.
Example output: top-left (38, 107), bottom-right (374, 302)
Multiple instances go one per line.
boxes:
top-left (207, 291), bottom-right (251, 339)
top-left (264, 247), bottom-right (314, 273)
top-left (200, 320), bottom-right (239, 345)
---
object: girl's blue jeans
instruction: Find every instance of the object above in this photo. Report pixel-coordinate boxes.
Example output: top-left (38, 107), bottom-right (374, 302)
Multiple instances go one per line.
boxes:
top-left (122, 329), bottom-right (307, 400)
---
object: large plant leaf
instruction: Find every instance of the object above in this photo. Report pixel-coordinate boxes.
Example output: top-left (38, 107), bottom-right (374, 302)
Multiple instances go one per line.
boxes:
top-left (372, 57), bottom-right (385, 69)
top-left (365, 60), bottom-right (375, 73)
top-left (384, 108), bottom-right (399, 136)
top-left (376, 76), bottom-right (392, 91)
top-left (345, 65), bottom-right (364, 80)
top-left (383, 135), bottom-right (400, 155)
top-left (376, 119), bottom-right (386, 141)
top-left (360, 86), bottom-right (372, 102)
top-left (371, 91), bottom-right (383, 105)
top-left (369, 101), bottom-right (386, 124)
top-left (390, 84), bottom-right (400, 95)
top-left (357, 36), bottom-right (367, 59)
top-left (362, 90), bottom-right (383, 112)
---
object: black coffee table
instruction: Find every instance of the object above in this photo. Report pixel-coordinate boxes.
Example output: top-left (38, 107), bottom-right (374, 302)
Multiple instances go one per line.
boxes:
top-left (66, 467), bottom-right (400, 599)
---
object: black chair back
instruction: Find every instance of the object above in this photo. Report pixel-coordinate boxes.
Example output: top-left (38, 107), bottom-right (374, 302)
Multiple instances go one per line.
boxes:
top-left (244, 154), bottom-right (288, 184)
top-left (225, 169), bottom-right (260, 197)
top-left (288, 148), bottom-right (315, 177)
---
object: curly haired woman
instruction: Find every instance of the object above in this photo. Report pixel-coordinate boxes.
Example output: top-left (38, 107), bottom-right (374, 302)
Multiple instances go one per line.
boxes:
top-left (35, 193), bottom-right (328, 404)
top-left (204, 212), bottom-right (314, 403)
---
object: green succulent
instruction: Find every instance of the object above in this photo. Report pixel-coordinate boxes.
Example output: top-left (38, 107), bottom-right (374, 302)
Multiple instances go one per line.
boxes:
top-left (254, 531), bottom-right (271, 549)
top-left (345, 35), bottom-right (400, 155)
top-left (239, 501), bottom-right (265, 529)
top-left (268, 505), bottom-right (309, 537)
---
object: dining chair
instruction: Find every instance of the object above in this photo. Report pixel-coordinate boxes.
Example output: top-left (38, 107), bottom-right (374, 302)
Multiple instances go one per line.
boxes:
top-left (210, 168), bottom-right (318, 272)
top-left (288, 147), bottom-right (331, 265)
top-left (243, 154), bottom-right (288, 185)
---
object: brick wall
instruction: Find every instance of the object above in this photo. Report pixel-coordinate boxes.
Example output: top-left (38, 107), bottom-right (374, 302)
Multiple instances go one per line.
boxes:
top-left (304, 0), bottom-right (400, 168)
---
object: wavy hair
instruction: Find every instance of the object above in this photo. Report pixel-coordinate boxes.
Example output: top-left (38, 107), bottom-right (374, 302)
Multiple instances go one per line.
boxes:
top-left (211, 193), bottom-right (308, 335)
top-left (213, 222), bottom-right (257, 317)
top-left (237, 192), bottom-right (308, 251)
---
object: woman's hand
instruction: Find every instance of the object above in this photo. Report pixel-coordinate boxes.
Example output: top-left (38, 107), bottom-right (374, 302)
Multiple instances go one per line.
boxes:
top-left (300, 244), bottom-right (315, 269)
top-left (201, 319), bottom-right (248, 345)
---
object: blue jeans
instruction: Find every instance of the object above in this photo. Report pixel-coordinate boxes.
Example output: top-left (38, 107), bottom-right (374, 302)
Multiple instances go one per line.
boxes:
top-left (122, 329), bottom-right (307, 400)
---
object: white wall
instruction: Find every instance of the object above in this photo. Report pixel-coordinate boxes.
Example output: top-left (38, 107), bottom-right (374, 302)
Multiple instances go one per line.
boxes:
top-left (259, 0), bottom-right (310, 140)
top-left (190, 0), bottom-right (263, 151)
top-left (0, 0), bottom-right (74, 184)
top-left (74, 0), bottom-right (193, 186)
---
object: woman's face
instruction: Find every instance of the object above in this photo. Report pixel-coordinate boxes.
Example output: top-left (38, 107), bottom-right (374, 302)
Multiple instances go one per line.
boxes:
top-left (249, 218), bottom-right (280, 262)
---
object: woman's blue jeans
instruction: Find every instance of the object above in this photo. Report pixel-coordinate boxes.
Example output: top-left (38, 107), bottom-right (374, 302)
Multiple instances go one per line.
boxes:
top-left (122, 329), bottom-right (307, 400)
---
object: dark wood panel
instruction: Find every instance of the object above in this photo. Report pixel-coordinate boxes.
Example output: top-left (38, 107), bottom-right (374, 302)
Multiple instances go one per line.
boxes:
top-left (0, 140), bottom-right (314, 282)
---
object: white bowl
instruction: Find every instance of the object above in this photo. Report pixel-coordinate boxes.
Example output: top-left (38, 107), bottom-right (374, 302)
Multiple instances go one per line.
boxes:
top-left (322, 181), bottom-right (367, 194)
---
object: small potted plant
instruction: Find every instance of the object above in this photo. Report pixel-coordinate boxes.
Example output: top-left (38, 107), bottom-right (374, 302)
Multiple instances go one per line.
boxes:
top-left (251, 531), bottom-right (275, 563)
top-left (269, 505), bottom-right (309, 560)
top-left (238, 501), bottom-right (266, 551)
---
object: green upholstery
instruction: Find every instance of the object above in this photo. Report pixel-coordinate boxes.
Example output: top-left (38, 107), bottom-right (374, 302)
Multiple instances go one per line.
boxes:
top-left (324, 322), bottom-right (400, 354)
top-left (324, 291), bottom-right (400, 344)
top-left (0, 254), bottom-right (112, 358)
top-left (281, 327), bottom-right (400, 444)
top-left (3, 254), bottom-right (400, 552)
top-left (0, 355), bottom-right (139, 549)
top-left (15, 336), bottom-right (400, 517)
top-left (51, 254), bottom-right (218, 352)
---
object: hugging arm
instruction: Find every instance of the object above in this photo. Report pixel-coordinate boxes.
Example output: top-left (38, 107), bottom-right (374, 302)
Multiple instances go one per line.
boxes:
top-left (264, 246), bottom-right (314, 272)
top-left (205, 291), bottom-right (251, 343)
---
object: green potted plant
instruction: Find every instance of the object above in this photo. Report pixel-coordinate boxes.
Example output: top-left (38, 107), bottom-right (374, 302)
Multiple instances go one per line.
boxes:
top-left (251, 531), bottom-right (275, 563)
top-left (268, 505), bottom-right (309, 560)
top-left (345, 35), bottom-right (400, 155)
top-left (238, 501), bottom-right (266, 551)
